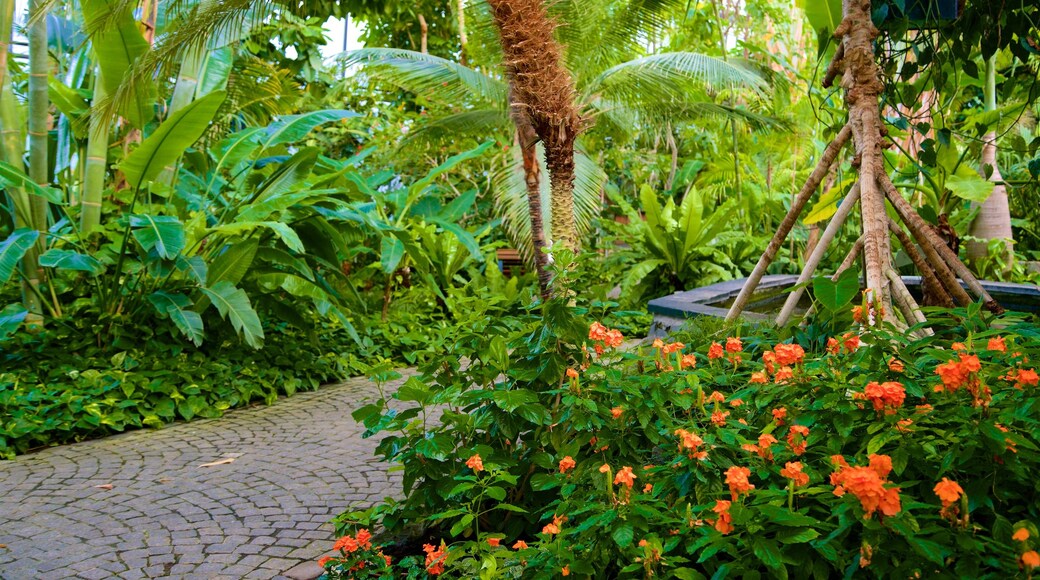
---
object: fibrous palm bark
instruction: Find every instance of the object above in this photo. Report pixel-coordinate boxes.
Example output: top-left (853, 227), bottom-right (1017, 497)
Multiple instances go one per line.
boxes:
top-left (486, 0), bottom-right (583, 254)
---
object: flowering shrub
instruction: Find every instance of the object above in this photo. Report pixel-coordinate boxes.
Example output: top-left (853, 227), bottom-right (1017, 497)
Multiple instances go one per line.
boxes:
top-left (335, 294), bottom-right (1040, 578)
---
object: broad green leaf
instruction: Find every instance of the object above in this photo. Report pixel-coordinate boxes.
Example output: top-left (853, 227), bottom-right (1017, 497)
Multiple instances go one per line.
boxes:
top-left (80, 0), bottom-right (155, 128)
top-left (803, 181), bottom-right (850, 225)
top-left (148, 291), bottom-right (204, 346)
top-left (428, 219), bottom-right (482, 260)
top-left (756, 506), bottom-right (823, 527)
top-left (206, 238), bottom-right (259, 287)
top-left (237, 187), bottom-right (335, 223)
top-left (201, 281), bottom-right (264, 348)
top-left (260, 110), bottom-right (359, 150)
top-left (48, 77), bottom-right (89, 137)
top-left (129, 215), bottom-right (186, 259)
top-left (211, 221), bottom-right (304, 253)
top-left (175, 255), bottom-right (208, 283)
top-left (407, 141), bottom-right (494, 202)
top-left (381, 235), bottom-right (405, 273)
top-left (797, 0), bottom-right (843, 36)
top-left (119, 91), bottom-right (226, 190)
top-left (751, 537), bottom-right (784, 571)
top-left (0, 229), bottom-right (40, 284)
top-left (679, 187), bottom-right (704, 255)
top-left (812, 267), bottom-right (859, 312)
top-left (196, 46), bottom-right (233, 97)
top-left (0, 161), bottom-right (64, 204)
top-left (210, 128), bottom-right (264, 177)
top-left (0, 303), bottom-right (28, 341)
top-left (612, 523), bottom-right (634, 548)
top-left (946, 173), bottom-right (997, 203)
top-left (39, 249), bottom-right (104, 275)
top-left (247, 148), bottom-right (319, 207)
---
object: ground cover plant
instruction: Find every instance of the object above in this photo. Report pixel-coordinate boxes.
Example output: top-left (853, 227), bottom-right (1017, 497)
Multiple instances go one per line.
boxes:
top-left (327, 258), bottom-right (1040, 577)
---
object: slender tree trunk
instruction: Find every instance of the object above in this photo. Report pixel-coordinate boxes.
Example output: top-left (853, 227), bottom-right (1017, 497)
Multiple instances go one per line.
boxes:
top-left (0, 0), bottom-right (21, 167)
top-left (510, 92), bottom-right (552, 298)
top-left (81, 67), bottom-right (107, 233)
top-left (456, 0), bottom-right (468, 65)
top-left (486, 0), bottom-right (583, 254)
top-left (418, 14), bottom-right (428, 54)
top-left (967, 54), bottom-right (1013, 266)
top-left (24, 0), bottom-right (49, 323)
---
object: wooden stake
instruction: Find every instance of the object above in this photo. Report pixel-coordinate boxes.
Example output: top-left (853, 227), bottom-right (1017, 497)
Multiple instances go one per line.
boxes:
top-left (776, 183), bottom-right (861, 326)
top-left (887, 218), bottom-right (953, 308)
top-left (886, 268), bottom-right (933, 336)
top-left (724, 124), bottom-right (851, 322)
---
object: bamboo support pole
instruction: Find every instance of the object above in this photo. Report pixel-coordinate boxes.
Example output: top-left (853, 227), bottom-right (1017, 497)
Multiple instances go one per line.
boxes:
top-left (776, 183), bottom-right (861, 326)
top-left (886, 268), bottom-right (933, 337)
top-left (887, 218), bottom-right (953, 308)
top-left (725, 124), bottom-right (852, 322)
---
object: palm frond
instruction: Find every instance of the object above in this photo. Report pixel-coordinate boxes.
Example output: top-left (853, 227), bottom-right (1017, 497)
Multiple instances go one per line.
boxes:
top-left (584, 52), bottom-right (767, 104)
top-left (337, 47), bottom-right (508, 107)
top-left (403, 109), bottom-right (511, 145)
top-left (492, 142), bottom-right (605, 264)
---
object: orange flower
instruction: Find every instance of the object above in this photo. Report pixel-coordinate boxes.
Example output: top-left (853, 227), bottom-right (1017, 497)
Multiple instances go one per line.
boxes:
top-left (756, 434), bottom-right (778, 460)
top-left (827, 337), bottom-right (841, 355)
top-left (541, 514), bottom-right (566, 535)
top-left (680, 354), bottom-right (697, 370)
top-left (842, 333), bottom-right (860, 353)
top-left (652, 338), bottom-right (665, 349)
top-left (952, 342), bottom-right (967, 351)
top-left (334, 535), bottom-right (359, 553)
top-left (707, 390), bottom-right (726, 404)
top-left (559, 456), bottom-right (577, 474)
top-left (589, 322), bottom-right (609, 341)
top-left (830, 458), bottom-right (901, 519)
top-left (1022, 551), bottom-right (1040, 568)
top-left (774, 342), bottom-right (805, 366)
top-left (1012, 368), bottom-right (1039, 389)
top-left (643, 483), bottom-right (653, 493)
top-left (566, 368), bottom-right (579, 379)
top-left (487, 537), bottom-right (501, 547)
top-left (713, 500), bottom-right (733, 534)
top-left (724, 466), bottom-right (755, 500)
top-left (423, 543), bottom-right (447, 575)
top-left (318, 556), bottom-right (333, 567)
top-left (726, 337), bottom-right (743, 353)
top-left (675, 429), bottom-right (704, 455)
top-left (708, 342), bottom-right (724, 359)
top-left (663, 341), bottom-right (685, 354)
top-left (1013, 528), bottom-right (1031, 542)
top-left (562, 565), bottom-right (571, 576)
top-left (599, 464), bottom-right (610, 473)
top-left (774, 366), bottom-right (794, 384)
top-left (888, 358), bottom-right (904, 373)
top-left (512, 540), bottom-right (529, 550)
top-left (614, 466), bottom-right (637, 488)
top-left (749, 371), bottom-right (768, 384)
top-left (711, 410), bottom-right (730, 426)
top-left (987, 336), bottom-right (1007, 353)
top-left (466, 454), bottom-right (484, 472)
top-left (933, 478), bottom-right (963, 507)
top-left (762, 351), bottom-right (777, 374)
top-left (356, 529), bottom-right (372, 549)
top-left (772, 407), bottom-right (787, 425)
top-left (729, 398), bottom-right (744, 407)
top-left (858, 381), bottom-right (906, 414)
top-left (852, 305), bottom-right (865, 323)
top-left (611, 407), bottom-right (624, 419)
top-left (787, 425), bottom-right (810, 456)
top-left (780, 461), bottom-right (809, 487)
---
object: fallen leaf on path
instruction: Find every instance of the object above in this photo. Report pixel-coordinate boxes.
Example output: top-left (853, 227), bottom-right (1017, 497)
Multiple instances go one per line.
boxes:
top-left (93, 484), bottom-right (114, 490)
top-left (199, 457), bottom-right (237, 467)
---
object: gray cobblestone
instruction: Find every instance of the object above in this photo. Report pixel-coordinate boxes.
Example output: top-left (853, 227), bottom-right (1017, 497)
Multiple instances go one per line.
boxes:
top-left (0, 373), bottom-right (407, 578)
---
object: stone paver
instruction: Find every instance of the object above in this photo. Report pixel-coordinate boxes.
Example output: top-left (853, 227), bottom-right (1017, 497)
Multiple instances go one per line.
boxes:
top-left (0, 372), bottom-right (408, 579)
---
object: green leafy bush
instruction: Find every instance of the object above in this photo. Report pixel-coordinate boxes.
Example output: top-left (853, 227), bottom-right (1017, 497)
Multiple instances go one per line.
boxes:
top-left (332, 288), bottom-right (1040, 578)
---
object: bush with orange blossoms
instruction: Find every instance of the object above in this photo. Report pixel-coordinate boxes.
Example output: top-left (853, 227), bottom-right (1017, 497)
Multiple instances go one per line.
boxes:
top-left (465, 453), bottom-right (484, 472)
top-left (988, 336), bottom-right (1007, 352)
top-left (338, 296), bottom-right (1040, 578)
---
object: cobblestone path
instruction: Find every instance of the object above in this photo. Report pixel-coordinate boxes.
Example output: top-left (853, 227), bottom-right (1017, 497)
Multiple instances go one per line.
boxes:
top-left (0, 373), bottom-right (407, 580)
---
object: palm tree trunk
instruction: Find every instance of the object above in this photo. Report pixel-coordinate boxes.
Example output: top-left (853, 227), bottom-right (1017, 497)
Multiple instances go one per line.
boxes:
top-left (81, 67), bottom-right (107, 233)
top-left (418, 14), bottom-right (428, 54)
top-left (967, 54), bottom-right (1013, 266)
top-left (510, 98), bottom-right (552, 298)
top-left (486, 0), bottom-right (583, 254)
top-left (456, 0), bottom-right (468, 65)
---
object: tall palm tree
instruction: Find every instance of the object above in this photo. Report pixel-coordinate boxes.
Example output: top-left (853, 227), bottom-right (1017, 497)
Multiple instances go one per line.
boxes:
top-left (339, 0), bottom-right (770, 274)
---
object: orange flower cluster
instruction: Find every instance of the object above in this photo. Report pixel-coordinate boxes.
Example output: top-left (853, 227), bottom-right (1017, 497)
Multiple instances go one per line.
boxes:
top-left (774, 366), bottom-right (794, 384)
top-left (826, 333), bottom-right (861, 355)
top-left (787, 425), bottom-right (810, 456)
top-left (423, 543), bottom-right (447, 575)
top-left (675, 428), bottom-right (708, 460)
top-left (466, 453), bottom-right (484, 472)
top-left (742, 433), bottom-right (778, 461)
top-left (1016, 527), bottom-right (1040, 570)
top-left (830, 454), bottom-right (901, 519)
top-left (541, 514), bottom-right (566, 535)
top-left (487, 537), bottom-right (501, 547)
top-left (711, 410), bottom-right (730, 426)
top-left (725, 466), bottom-right (755, 501)
top-left (1007, 368), bottom-right (1039, 389)
top-left (856, 381), bottom-right (906, 414)
top-left (987, 336), bottom-right (1007, 352)
top-left (935, 353), bottom-right (982, 391)
top-left (708, 342), bottom-right (724, 360)
top-left (713, 500), bottom-right (734, 534)
top-left (773, 343), bottom-right (805, 366)
top-left (933, 477), bottom-right (964, 522)
top-left (333, 529), bottom-right (373, 553)
top-left (589, 322), bottom-right (624, 355)
top-left (749, 371), bottom-right (768, 384)
top-left (726, 337), bottom-right (743, 353)
top-left (611, 407), bottom-right (624, 419)
top-left (680, 353), bottom-right (697, 370)
top-left (566, 368), bottom-right (579, 379)
top-left (888, 358), bottom-right (905, 373)
top-left (512, 540), bottom-right (529, 550)
top-left (614, 466), bottom-right (637, 488)
top-left (559, 456), bottom-right (576, 474)
top-left (772, 407), bottom-right (787, 425)
top-left (780, 461), bottom-right (809, 487)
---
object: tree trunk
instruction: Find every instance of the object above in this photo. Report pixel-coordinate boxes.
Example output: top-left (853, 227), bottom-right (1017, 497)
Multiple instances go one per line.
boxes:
top-left (510, 96), bottom-right (552, 298)
top-left (418, 14), bottom-right (428, 54)
top-left (81, 67), bottom-right (108, 234)
top-left (967, 54), bottom-right (1013, 266)
top-left (24, 0), bottom-right (49, 324)
top-left (486, 0), bottom-right (583, 255)
top-left (456, 0), bottom-right (468, 66)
